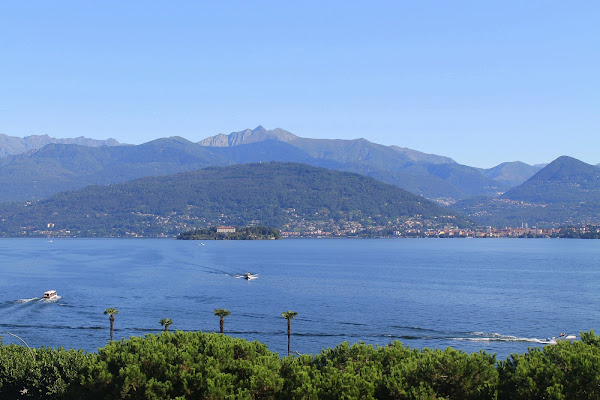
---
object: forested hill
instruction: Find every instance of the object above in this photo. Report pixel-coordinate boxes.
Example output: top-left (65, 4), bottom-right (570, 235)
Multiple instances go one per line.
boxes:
top-left (501, 156), bottom-right (600, 203)
top-left (451, 156), bottom-right (600, 227)
top-left (0, 162), bottom-right (469, 237)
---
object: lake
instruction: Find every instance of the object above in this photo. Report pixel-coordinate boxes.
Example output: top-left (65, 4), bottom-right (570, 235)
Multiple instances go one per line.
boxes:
top-left (1, 238), bottom-right (599, 359)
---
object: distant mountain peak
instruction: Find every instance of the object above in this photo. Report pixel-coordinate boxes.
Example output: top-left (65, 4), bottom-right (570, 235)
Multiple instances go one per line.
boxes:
top-left (0, 133), bottom-right (122, 158)
top-left (529, 155), bottom-right (599, 182)
top-left (500, 155), bottom-right (600, 205)
top-left (198, 126), bottom-right (297, 147)
top-left (481, 161), bottom-right (543, 187)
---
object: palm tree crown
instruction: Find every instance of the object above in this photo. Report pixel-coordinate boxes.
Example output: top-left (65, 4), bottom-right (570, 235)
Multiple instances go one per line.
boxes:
top-left (104, 308), bottom-right (119, 317)
top-left (282, 311), bottom-right (298, 321)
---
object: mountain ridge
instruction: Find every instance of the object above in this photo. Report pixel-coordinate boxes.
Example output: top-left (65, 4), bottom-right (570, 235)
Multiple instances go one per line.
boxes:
top-left (199, 126), bottom-right (507, 201)
top-left (0, 127), bottom-right (593, 207)
top-left (0, 133), bottom-right (122, 157)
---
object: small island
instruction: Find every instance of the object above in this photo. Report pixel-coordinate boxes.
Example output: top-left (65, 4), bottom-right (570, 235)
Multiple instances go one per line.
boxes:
top-left (177, 226), bottom-right (282, 240)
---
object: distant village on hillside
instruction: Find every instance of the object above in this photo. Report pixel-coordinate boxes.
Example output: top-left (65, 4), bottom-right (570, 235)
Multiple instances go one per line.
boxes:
top-left (281, 225), bottom-right (595, 239)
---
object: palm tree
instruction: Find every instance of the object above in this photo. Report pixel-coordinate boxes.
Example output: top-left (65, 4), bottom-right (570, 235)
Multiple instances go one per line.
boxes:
top-left (104, 308), bottom-right (119, 341)
top-left (159, 318), bottom-right (173, 332)
top-left (213, 308), bottom-right (231, 334)
top-left (282, 310), bottom-right (298, 356)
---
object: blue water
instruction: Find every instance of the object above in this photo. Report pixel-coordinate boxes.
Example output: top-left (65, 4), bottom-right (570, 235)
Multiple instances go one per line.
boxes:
top-left (1, 238), bottom-right (599, 360)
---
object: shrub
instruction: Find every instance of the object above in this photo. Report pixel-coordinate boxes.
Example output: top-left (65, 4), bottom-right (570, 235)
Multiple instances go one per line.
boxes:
top-left (80, 331), bottom-right (283, 399)
top-left (0, 345), bottom-right (93, 399)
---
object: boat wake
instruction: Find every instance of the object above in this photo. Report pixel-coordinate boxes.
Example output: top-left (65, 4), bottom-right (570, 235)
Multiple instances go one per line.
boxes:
top-left (14, 296), bottom-right (61, 304)
top-left (449, 332), bottom-right (554, 344)
top-left (16, 297), bottom-right (39, 303)
top-left (309, 322), bottom-right (569, 346)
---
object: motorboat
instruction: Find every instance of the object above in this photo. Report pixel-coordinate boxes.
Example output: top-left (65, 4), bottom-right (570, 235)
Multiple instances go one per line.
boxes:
top-left (555, 333), bottom-right (577, 341)
top-left (43, 290), bottom-right (58, 299)
top-left (546, 333), bottom-right (577, 343)
top-left (242, 272), bottom-right (258, 280)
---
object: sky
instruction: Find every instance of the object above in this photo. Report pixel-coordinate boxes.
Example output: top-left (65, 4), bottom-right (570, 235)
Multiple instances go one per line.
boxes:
top-left (1, 1), bottom-right (599, 168)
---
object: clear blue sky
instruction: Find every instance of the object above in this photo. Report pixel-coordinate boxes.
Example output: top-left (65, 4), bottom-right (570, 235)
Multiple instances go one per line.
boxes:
top-left (1, 1), bottom-right (598, 168)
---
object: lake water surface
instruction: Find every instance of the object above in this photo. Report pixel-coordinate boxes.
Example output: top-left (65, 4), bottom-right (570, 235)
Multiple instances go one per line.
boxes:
top-left (1, 238), bottom-right (599, 359)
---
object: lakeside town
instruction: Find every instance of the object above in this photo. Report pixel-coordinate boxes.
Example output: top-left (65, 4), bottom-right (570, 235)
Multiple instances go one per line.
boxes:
top-left (14, 212), bottom-right (600, 239)
top-left (281, 225), bottom-right (596, 238)
top-left (282, 224), bottom-right (599, 239)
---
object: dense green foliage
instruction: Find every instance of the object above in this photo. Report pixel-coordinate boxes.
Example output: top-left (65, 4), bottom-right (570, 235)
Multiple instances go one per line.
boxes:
top-left (0, 344), bottom-right (94, 399)
top-left (2, 331), bottom-right (600, 399)
top-left (279, 342), bottom-right (498, 400)
top-left (497, 331), bottom-right (600, 399)
top-left (81, 332), bottom-right (284, 399)
top-left (0, 162), bottom-right (470, 237)
top-left (178, 226), bottom-right (282, 240)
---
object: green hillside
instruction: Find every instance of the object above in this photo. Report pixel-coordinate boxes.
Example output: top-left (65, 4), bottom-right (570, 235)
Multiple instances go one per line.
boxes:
top-left (502, 156), bottom-right (600, 203)
top-left (0, 162), bottom-right (469, 237)
top-left (452, 156), bottom-right (600, 227)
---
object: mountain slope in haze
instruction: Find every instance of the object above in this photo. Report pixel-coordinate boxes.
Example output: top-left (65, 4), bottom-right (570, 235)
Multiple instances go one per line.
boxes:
top-left (0, 133), bottom-right (122, 157)
top-left (0, 126), bottom-right (576, 206)
top-left (480, 161), bottom-right (543, 187)
top-left (0, 138), bottom-right (231, 201)
top-left (0, 128), bottom-right (504, 204)
top-left (201, 126), bottom-right (454, 164)
top-left (502, 156), bottom-right (600, 203)
top-left (199, 126), bottom-right (297, 147)
top-left (199, 126), bottom-right (507, 201)
top-left (0, 162), bottom-right (469, 237)
top-left (451, 156), bottom-right (600, 227)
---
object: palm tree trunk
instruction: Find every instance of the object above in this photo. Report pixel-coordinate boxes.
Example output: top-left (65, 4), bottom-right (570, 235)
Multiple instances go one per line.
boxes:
top-left (287, 319), bottom-right (291, 356)
top-left (220, 317), bottom-right (224, 334)
top-left (109, 315), bottom-right (114, 341)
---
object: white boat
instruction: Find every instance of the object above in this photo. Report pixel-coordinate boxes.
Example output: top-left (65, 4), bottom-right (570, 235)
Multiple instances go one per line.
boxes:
top-left (555, 333), bottom-right (577, 341)
top-left (42, 290), bottom-right (58, 299)
top-left (547, 333), bottom-right (577, 343)
top-left (242, 272), bottom-right (258, 280)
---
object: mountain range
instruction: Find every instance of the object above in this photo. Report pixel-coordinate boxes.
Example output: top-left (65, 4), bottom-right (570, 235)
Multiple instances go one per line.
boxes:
top-left (0, 126), bottom-right (546, 204)
top-left (0, 127), bottom-right (599, 231)
top-left (0, 133), bottom-right (121, 157)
